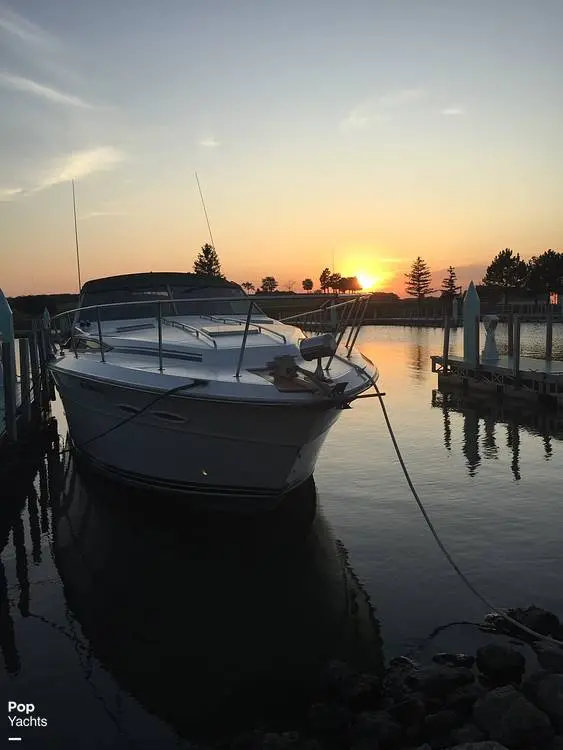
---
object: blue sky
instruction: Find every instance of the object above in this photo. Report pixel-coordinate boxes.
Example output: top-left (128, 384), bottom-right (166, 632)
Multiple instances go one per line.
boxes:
top-left (1, 0), bottom-right (562, 295)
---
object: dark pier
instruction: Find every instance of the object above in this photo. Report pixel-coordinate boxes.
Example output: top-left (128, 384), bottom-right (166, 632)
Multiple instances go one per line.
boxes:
top-left (1, 291), bottom-right (55, 473)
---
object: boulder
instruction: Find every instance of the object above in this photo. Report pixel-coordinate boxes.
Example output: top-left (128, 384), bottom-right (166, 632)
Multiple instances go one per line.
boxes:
top-left (387, 693), bottom-right (426, 726)
top-left (483, 606), bottom-right (561, 639)
top-left (449, 724), bottom-right (486, 744)
top-left (533, 643), bottom-right (563, 674)
top-left (307, 702), bottom-right (352, 735)
top-left (424, 709), bottom-right (461, 736)
top-left (348, 710), bottom-right (402, 750)
top-left (532, 673), bottom-right (563, 732)
top-left (475, 644), bottom-right (525, 685)
top-left (473, 685), bottom-right (553, 748)
top-left (322, 660), bottom-right (382, 710)
top-left (406, 665), bottom-right (474, 698)
top-left (432, 653), bottom-right (476, 669)
top-left (445, 683), bottom-right (486, 714)
top-left (446, 743), bottom-right (510, 750)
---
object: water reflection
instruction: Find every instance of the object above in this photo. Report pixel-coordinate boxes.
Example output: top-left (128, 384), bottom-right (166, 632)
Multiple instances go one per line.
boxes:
top-left (1, 443), bottom-right (384, 743)
top-left (407, 328), bottom-right (431, 381)
top-left (432, 388), bottom-right (562, 478)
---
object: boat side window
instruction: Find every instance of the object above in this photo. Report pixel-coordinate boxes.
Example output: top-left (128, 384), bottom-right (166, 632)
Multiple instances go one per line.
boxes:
top-left (170, 286), bottom-right (259, 316)
top-left (77, 286), bottom-right (176, 322)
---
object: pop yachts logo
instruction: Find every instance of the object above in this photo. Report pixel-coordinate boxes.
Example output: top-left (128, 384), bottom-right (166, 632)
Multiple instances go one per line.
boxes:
top-left (8, 702), bottom-right (48, 728)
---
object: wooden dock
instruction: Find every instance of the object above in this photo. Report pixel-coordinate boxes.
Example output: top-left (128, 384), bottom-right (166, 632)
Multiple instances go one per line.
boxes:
top-left (1, 292), bottom-right (55, 473)
top-left (431, 284), bottom-right (563, 409)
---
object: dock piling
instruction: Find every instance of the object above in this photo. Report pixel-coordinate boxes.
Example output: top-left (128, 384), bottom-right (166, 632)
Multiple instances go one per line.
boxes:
top-left (19, 338), bottom-right (32, 423)
top-left (546, 304), bottom-right (553, 361)
top-left (2, 341), bottom-right (18, 442)
top-left (442, 315), bottom-right (450, 372)
top-left (513, 316), bottom-right (521, 381)
top-left (507, 310), bottom-right (514, 356)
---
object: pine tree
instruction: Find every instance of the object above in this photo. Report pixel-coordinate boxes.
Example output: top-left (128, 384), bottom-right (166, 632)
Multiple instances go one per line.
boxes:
top-left (440, 266), bottom-right (458, 298)
top-left (193, 243), bottom-right (224, 277)
top-left (404, 257), bottom-right (433, 299)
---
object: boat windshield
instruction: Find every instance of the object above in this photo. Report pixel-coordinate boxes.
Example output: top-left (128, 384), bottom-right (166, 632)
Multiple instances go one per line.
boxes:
top-left (76, 282), bottom-right (253, 322)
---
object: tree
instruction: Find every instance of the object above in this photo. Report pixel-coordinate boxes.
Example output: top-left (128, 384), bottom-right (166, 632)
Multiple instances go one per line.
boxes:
top-left (482, 248), bottom-right (527, 302)
top-left (340, 276), bottom-right (362, 293)
top-left (440, 266), bottom-right (458, 298)
top-left (302, 278), bottom-right (313, 292)
top-left (241, 281), bottom-right (255, 293)
top-left (319, 267), bottom-right (331, 293)
top-left (327, 273), bottom-right (342, 293)
top-left (260, 276), bottom-right (278, 293)
top-left (286, 280), bottom-right (296, 292)
top-left (404, 257), bottom-right (434, 299)
top-left (193, 243), bottom-right (224, 277)
top-left (527, 250), bottom-right (563, 296)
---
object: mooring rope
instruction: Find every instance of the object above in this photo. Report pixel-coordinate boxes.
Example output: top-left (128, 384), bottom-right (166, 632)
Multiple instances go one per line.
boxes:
top-left (372, 378), bottom-right (563, 649)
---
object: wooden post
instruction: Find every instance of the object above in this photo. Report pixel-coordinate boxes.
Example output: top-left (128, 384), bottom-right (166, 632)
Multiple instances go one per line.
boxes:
top-left (19, 337), bottom-right (32, 423)
top-left (513, 315), bottom-right (521, 381)
top-left (546, 303), bottom-right (553, 361)
top-left (474, 316), bottom-right (480, 369)
top-left (29, 329), bottom-right (41, 412)
top-left (507, 310), bottom-right (514, 356)
top-left (442, 315), bottom-right (450, 372)
top-left (2, 341), bottom-right (18, 442)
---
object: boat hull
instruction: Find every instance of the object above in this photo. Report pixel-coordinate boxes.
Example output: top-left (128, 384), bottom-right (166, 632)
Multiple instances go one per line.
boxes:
top-left (51, 370), bottom-right (341, 508)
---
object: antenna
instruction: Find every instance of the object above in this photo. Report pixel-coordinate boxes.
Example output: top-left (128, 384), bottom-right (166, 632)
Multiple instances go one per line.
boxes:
top-left (195, 171), bottom-right (216, 250)
top-left (72, 179), bottom-right (82, 292)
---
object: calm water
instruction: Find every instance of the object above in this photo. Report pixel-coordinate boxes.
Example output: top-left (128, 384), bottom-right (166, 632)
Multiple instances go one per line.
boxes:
top-left (1, 323), bottom-right (563, 747)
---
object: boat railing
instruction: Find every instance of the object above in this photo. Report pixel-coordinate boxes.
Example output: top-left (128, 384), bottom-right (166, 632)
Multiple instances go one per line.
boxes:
top-left (50, 293), bottom-right (373, 377)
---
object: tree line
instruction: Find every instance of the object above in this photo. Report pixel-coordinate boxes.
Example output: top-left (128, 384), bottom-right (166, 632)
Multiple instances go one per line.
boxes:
top-left (193, 242), bottom-right (563, 301)
top-left (192, 244), bottom-right (363, 294)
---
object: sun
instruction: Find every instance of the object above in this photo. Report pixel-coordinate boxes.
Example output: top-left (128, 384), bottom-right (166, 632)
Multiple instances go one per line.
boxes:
top-left (356, 273), bottom-right (376, 290)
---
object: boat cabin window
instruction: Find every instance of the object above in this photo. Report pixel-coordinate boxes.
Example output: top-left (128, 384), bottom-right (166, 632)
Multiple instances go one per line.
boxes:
top-left (76, 280), bottom-right (256, 322)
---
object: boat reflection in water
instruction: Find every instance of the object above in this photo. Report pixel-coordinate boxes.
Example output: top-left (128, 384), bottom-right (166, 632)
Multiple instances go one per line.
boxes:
top-left (52, 455), bottom-right (383, 740)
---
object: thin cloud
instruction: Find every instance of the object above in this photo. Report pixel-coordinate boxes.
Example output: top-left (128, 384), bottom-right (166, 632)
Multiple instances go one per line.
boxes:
top-left (0, 72), bottom-right (93, 108)
top-left (0, 187), bottom-right (23, 201)
top-left (341, 87), bottom-right (425, 130)
top-left (80, 210), bottom-right (127, 220)
top-left (199, 136), bottom-right (220, 148)
top-left (0, 4), bottom-right (55, 48)
top-left (441, 106), bottom-right (464, 116)
top-left (38, 147), bottom-right (125, 190)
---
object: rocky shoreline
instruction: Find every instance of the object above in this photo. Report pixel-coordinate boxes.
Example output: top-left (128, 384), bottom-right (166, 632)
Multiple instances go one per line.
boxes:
top-left (209, 607), bottom-right (563, 750)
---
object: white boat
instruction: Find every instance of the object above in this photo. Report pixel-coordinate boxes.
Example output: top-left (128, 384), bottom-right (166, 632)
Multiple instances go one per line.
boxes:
top-left (48, 272), bottom-right (378, 508)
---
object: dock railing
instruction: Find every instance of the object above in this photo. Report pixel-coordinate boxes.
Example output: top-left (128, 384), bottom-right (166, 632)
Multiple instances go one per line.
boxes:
top-left (50, 293), bottom-right (373, 378)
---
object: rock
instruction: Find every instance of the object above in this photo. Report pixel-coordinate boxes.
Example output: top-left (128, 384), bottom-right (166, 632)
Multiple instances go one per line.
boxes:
top-left (349, 710), bottom-right (402, 749)
top-left (473, 685), bottom-right (553, 748)
top-left (483, 606), bottom-right (561, 639)
top-left (424, 709), bottom-right (461, 736)
top-left (387, 693), bottom-right (426, 726)
top-left (405, 665), bottom-right (474, 698)
top-left (445, 683), bottom-right (486, 714)
top-left (547, 738), bottom-right (563, 750)
top-left (322, 660), bottom-right (382, 710)
top-left (450, 724), bottom-right (486, 743)
top-left (446, 743), bottom-right (511, 750)
top-left (475, 644), bottom-right (525, 685)
top-left (383, 657), bottom-right (420, 702)
top-left (532, 673), bottom-right (563, 732)
top-left (307, 702), bottom-right (352, 735)
top-left (432, 653), bottom-right (476, 669)
top-left (533, 642), bottom-right (563, 674)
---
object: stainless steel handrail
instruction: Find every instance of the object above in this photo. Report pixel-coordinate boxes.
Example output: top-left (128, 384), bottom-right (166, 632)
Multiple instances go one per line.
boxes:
top-left (235, 301), bottom-right (255, 378)
top-left (161, 317), bottom-right (218, 348)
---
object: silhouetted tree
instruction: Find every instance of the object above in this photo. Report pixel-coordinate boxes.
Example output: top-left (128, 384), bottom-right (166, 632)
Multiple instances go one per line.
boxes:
top-left (319, 267), bottom-right (331, 293)
top-left (405, 257), bottom-right (433, 299)
top-left (260, 276), bottom-right (278, 293)
top-left (440, 266), bottom-right (458, 298)
top-left (241, 281), bottom-right (255, 293)
top-left (339, 276), bottom-right (362, 293)
top-left (527, 250), bottom-right (563, 296)
top-left (286, 280), bottom-right (296, 292)
top-left (193, 243), bottom-right (224, 277)
top-left (302, 278), bottom-right (313, 292)
top-left (482, 248), bottom-right (527, 302)
top-left (328, 273), bottom-right (342, 293)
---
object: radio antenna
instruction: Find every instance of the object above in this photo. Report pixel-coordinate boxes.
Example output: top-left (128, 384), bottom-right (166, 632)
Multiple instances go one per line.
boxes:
top-left (72, 179), bottom-right (82, 292)
top-left (195, 171), bottom-right (216, 250)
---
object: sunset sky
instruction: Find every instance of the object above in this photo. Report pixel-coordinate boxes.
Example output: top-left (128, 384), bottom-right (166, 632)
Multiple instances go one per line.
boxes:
top-left (1, 0), bottom-right (561, 297)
